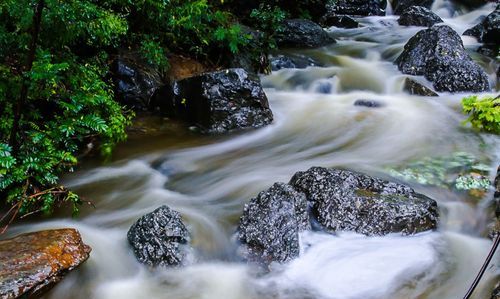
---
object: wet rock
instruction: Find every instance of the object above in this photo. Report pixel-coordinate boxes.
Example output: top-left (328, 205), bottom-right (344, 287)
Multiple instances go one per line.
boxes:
top-left (172, 68), bottom-right (273, 133)
top-left (464, 5), bottom-right (499, 51)
top-left (237, 183), bottom-right (310, 266)
top-left (393, 0), bottom-right (434, 15)
top-left (320, 15), bottom-right (359, 28)
top-left (111, 55), bottom-right (163, 111)
top-left (290, 167), bottom-right (439, 235)
top-left (326, 0), bottom-right (387, 16)
top-left (0, 229), bottom-right (91, 299)
top-left (354, 99), bottom-right (384, 107)
top-left (398, 6), bottom-right (443, 27)
top-left (396, 25), bottom-right (490, 92)
top-left (492, 280), bottom-right (500, 299)
top-left (270, 54), bottom-right (322, 71)
top-left (453, 0), bottom-right (490, 9)
top-left (403, 78), bottom-right (439, 96)
top-left (276, 19), bottom-right (336, 48)
top-left (127, 206), bottom-right (190, 267)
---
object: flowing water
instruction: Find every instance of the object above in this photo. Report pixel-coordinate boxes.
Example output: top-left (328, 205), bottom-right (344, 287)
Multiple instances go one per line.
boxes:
top-left (7, 2), bottom-right (500, 299)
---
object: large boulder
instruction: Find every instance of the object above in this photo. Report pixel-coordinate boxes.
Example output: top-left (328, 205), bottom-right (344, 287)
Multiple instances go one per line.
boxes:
top-left (464, 5), bottom-right (499, 53)
top-left (0, 229), bottom-right (91, 299)
top-left (237, 183), bottom-right (310, 266)
top-left (172, 68), bottom-right (274, 133)
top-left (393, 0), bottom-right (434, 15)
top-left (320, 15), bottom-right (359, 28)
top-left (395, 25), bottom-right (490, 92)
top-left (110, 55), bottom-right (163, 111)
top-left (326, 0), bottom-right (387, 16)
top-left (276, 19), bottom-right (336, 48)
top-left (290, 167), bottom-right (439, 235)
top-left (127, 206), bottom-right (190, 267)
top-left (398, 6), bottom-right (443, 27)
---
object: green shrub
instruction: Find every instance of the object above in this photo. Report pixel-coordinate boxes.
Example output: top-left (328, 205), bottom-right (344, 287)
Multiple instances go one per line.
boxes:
top-left (462, 95), bottom-right (500, 134)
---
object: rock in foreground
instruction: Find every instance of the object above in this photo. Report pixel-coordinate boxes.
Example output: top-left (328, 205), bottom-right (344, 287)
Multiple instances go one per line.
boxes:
top-left (396, 25), bottom-right (490, 92)
top-left (276, 19), bottom-right (336, 48)
top-left (127, 206), bottom-right (190, 267)
top-left (173, 68), bottom-right (273, 133)
top-left (238, 183), bottom-right (310, 266)
top-left (398, 6), bottom-right (443, 27)
top-left (290, 167), bottom-right (439, 235)
top-left (0, 229), bottom-right (91, 299)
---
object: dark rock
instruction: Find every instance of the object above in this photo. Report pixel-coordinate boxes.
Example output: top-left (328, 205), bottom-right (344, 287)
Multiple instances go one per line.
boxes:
top-left (453, 0), bottom-right (490, 9)
top-left (464, 5), bottom-right (499, 46)
top-left (354, 99), bottom-right (384, 107)
top-left (0, 229), bottom-right (91, 299)
top-left (172, 68), bottom-right (273, 133)
top-left (237, 183), bottom-right (310, 266)
top-left (396, 25), bottom-right (490, 92)
top-left (111, 55), bottom-right (163, 111)
top-left (477, 45), bottom-right (499, 58)
top-left (270, 54), bottom-right (322, 71)
top-left (398, 6), bottom-right (443, 27)
top-left (276, 19), bottom-right (336, 48)
top-left (492, 280), bottom-right (500, 299)
top-left (290, 167), bottom-right (439, 235)
top-left (393, 0), bottom-right (434, 15)
top-left (403, 78), bottom-right (439, 96)
top-left (320, 15), bottom-right (359, 28)
top-left (127, 206), bottom-right (190, 267)
top-left (326, 0), bottom-right (387, 16)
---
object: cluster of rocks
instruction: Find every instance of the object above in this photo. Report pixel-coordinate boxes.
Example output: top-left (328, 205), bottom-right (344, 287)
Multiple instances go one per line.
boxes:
top-left (237, 167), bottom-right (439, 267)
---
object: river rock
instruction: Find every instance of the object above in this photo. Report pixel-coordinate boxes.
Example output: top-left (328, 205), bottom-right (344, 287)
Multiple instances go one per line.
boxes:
top-left (393, 0), bottom-right (434, 15)
top-left (0, 229), bottom-right (91, 299)
top-left (396, 25), bottom-right (490, 92)
top-left (270, 54), bottom-right (322, 71)
top-left (403, 78), bottom-right (439, 96)
top-left (354, 99), bottom-right (384, 107)
top-left (127, 206), bottom-right (190, 267)
top-left (172, 68), bottom-right (273, 133)
top-left (320, 15), bottom-right (359, 28)
top-left (111, 55), bottom-right (163, 111)
top-left (276, 19), bottom-right (336, 48)
top-left (290, 167), bottom-right (439, 235)
top-left (398, 6), bottom-right (443, 27)
top-left (237, 183), bottom-right (310, 266)
top-left (326, 0), bottom-right (387, 16)
top-left (463, 5), bottom-right (499, 47)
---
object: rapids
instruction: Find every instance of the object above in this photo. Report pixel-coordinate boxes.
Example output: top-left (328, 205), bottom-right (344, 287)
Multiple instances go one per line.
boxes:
top-left (6, 2), bottom-right (499, 299)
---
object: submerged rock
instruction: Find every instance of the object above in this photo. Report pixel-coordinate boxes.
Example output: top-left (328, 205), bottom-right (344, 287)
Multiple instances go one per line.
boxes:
top-left (326, 0), bottom-right (387, 16)
top-left (398, 6), bottom-right (443, 27)
top-left (403, 78), bottom-right (439, 96)
top-left (0, 229), bottom-right (91, 299)
top-left (290, 167), bottom-right (439, 235)
top-left (111, 55), bottom-right (163, 111)
top-left (396, 25), bottom-right (490, 92)
top-left (270, 54), bottom-right (322, 71)
top-left (127, 206), bottom-right (190, 267)
top-left (237, 183), bottom-right (310, 266)
top-left (393, 0), bottom-right (434, 15)
top-left (354, 99), bottom-right (384, 107)
top-left (276, 19), bottom-right (336, 48)
top-left (173, 68), bottom-right (273, 133)
top-left (320, 15), bottom-right (359, 28)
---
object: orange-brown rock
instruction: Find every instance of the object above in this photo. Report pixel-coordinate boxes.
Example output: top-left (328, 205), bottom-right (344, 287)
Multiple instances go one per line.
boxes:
top-left (167, 55), bottom-right (212, 81)
top-left (0, 228), bottom-right (91, 299)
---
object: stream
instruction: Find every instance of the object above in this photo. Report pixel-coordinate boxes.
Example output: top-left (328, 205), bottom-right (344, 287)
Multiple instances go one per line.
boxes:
top-left (7, 1), bottom-right (500, 299)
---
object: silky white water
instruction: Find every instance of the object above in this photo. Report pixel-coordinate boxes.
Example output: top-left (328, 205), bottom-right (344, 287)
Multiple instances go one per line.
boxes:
top-left (6, 2), bottom-right (500, 299)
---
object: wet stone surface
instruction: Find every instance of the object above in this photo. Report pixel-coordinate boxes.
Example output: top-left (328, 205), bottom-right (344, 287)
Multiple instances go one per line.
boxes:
top-left (398, 6), bottom-right (443, 27)
top-left (127, 205), bottom-right (190, 267)
top-left (276, 19), bottom-right (336, 49)
top-left (0, 229), bottom-right (91, 299)
top-left (237, 183), bottom-right (310, 266)
top-left (396, 25), bottom-right (490, 92)
top-left (290, 167), bottom-right (439, 236)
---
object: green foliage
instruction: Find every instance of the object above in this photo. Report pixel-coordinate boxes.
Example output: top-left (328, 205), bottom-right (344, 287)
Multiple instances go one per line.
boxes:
top-left (139, 38), bottom-right (169, 72)
top-left (0, 0), bottom-right (132, 219)
top-left (462, 95), bottom-right (500, 134)
top-left (388, 152), bottom-right (492, 198)
top-left (250, 4), bottom-right (287, 51)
